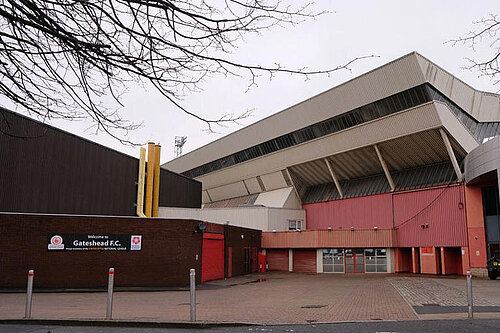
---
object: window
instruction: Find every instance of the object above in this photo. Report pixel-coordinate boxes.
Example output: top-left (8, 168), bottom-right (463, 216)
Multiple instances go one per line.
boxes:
top-left (364, 248), bottom-right (387, 272)
top-left (323, 249), bottom-right (344, 273)
top-left (288, 220), bottom-right (302, 230)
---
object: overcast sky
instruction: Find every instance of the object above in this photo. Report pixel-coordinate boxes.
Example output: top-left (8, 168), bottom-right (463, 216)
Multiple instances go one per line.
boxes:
top-left (5, 1), bottom-right (500, 164)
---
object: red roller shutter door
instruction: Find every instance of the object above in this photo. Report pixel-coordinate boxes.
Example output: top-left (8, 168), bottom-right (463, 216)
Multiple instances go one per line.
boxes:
top-left (293, 249), bottom-right (316, 273)
top-left (266, 249), bottom-right (289, 271)
top-left (202, 233), bottom-right (224, 282)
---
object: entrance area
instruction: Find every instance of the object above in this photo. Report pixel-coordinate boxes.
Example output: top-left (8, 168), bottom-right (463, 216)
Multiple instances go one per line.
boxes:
top-left (345, 249), bottom-right (364, 273)
top-left (322, 248), bottom-right (388, 273)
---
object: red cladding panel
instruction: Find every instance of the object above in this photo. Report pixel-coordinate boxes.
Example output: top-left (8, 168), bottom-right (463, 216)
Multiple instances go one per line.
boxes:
top-left (394, 185), bottom-right (467, 247)
top-left (202, 233), bottom-right (224, 282)
top-left (304, 193), bottom-right (393, 230)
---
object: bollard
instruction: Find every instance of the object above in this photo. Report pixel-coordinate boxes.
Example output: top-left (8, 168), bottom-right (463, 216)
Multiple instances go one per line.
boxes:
top-left (25, 270), bottom-right (34, 319)
top-left (106, 268), bottom-right (115, 320)
top-left (190, 268), bottom-right (196, 321)
top-left (466, 271), bottom-right (473, 318)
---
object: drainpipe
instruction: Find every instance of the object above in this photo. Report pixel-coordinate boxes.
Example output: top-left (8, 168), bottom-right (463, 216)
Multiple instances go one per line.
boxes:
top-left (136, 147), bottom-right (146, 217)
top-left (145, 142), bottom-right (156, 217)
top-left (152, 144), bottom-right (161, 217)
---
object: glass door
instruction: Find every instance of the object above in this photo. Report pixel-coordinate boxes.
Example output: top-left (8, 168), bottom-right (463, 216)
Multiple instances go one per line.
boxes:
top-left (345, 248), bottom-right (365, 273)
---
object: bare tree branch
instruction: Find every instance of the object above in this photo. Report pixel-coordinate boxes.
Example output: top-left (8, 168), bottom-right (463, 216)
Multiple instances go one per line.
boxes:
top-left (446, 13), bottom-right (500, 87)
top-left (0, 0), bottom-right (377, 144)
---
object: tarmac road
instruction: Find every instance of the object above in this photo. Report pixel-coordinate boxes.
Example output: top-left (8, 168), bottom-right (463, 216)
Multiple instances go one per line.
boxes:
top-left (1, 320), bottom-right (500, 333)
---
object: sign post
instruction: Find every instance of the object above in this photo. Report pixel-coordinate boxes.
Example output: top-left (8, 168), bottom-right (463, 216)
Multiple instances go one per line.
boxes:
top-left (466, 271), bottom-right (473, 318)
top-left (106, 268), bottom-right (115, 320)
top-left (190, 269), bottom-right (196, 321)
top-left (25, 270), bottom-right (34, 319)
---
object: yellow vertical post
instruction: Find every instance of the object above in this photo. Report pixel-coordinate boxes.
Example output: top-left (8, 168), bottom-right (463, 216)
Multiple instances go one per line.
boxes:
top-left (152, 144), bottom-right (161, 217)
top-left (136, 147), bottom-right (146, 217)
top-left (145, 142), bottom-right (155, 217)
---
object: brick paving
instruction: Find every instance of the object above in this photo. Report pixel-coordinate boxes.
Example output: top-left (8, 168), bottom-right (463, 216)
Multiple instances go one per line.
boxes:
top-left (0, 272), bottom-right (417, 324)
top-left (3, 274), bottom-right (498, 324)
top-left (387, 277), bottom-right (497, 307)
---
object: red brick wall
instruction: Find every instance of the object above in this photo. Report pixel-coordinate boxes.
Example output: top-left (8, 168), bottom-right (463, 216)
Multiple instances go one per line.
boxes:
top-left (0, 213), bottom-right (203, 289)
top-left (225, 225), bottom-right (261, 277)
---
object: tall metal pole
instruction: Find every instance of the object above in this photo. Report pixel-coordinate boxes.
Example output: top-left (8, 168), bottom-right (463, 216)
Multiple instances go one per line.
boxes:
top-left (106, 268), bottom-right (115, 320)
top-left (25, 270), bottom-right (34, 318)
top-left (466, 271), bottom-right (473, 318)
top-left (190, 269), bottom-right (196, 321)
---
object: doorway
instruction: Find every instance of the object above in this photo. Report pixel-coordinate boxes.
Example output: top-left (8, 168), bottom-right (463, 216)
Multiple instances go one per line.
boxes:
top-left (345, 248), bottom-right (364, 273)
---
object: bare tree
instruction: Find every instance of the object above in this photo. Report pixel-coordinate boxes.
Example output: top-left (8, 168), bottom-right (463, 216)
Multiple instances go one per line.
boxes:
top-left (0, 1), bottom-right (375, 143)
top-left (447, 14), bottom-right (500, 87)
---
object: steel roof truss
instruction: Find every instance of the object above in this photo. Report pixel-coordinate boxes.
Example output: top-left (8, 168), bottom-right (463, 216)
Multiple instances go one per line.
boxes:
top-left (324, 158), bottom-right (344, 199)
top-left (374, 144), bottom-right (395, 192)
top-left (439, 128), bottom-right (463, 181)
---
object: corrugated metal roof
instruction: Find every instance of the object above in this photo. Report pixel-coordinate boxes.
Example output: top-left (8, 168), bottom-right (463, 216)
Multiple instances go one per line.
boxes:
top-left (393, 161), bottom-right (458, 191)
top-left (289, 159), bottom-right (331, 185)
top-left (204, 193), bottom-right (259, 208)
top-left (302, 161), bottom-right (459, 204)
top-left (288, 129), bottom-right (465, 194)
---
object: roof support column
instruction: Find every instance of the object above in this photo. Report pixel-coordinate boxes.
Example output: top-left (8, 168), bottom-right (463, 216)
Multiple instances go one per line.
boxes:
top-left (205, 190), bottom-right (213, 203)
top-left (324, 158), bottom-right (344, 199)
top-left (286, 168), bottom-right (302, 204)
top-left (374, 144), bottom-right (395, 192)
top-left (439, 128), bottom-right (463, 181)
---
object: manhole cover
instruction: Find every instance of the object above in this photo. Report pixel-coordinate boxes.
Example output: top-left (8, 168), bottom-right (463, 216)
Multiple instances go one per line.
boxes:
top-left (422, 303), bottom-right (441, 307)
top-left (301, 305), bottom-right (327, 309)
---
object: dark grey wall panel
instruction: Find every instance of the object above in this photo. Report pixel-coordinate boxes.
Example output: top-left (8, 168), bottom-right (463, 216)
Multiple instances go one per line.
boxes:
top-left (159, 168), bottom-right (201, 208)
top-left (0, 108), bottom-right (201, 215)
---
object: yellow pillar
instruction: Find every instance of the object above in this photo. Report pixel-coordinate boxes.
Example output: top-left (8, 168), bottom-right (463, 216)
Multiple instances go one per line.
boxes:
top-left (136, 147), bottom-right (146, 217)
top-left (145, 142), bottom-right (155, 217)
top-left (152, 145), bottom-right (161, 217)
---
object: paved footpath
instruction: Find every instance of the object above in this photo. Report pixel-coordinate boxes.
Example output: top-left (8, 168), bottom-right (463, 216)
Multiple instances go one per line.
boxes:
top-left (0, 272), bottom-right (498, 324)
top-left (3, 320), bottom-right (500, 333)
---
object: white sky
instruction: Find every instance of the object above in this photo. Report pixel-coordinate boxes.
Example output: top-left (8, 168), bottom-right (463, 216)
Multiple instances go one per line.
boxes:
top-left (6, 0), bottom-right (500, 164)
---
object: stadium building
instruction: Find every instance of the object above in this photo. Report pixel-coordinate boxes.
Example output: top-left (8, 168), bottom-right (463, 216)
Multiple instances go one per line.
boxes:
top-left (0, 109), bottom-right (261, 289)
top-left (163, 52), bottom-right (500, 277)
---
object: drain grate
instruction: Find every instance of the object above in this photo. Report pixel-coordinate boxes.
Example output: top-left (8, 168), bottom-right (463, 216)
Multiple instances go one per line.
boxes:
top-left (306, 319), bottom-right (317, 323)
top-left (301, 305), bottom-right (327, 309)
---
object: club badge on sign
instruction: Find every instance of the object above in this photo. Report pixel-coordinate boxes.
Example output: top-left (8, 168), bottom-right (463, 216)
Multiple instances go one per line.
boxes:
top-left (130, 235), bottom-right (142, 250)
top-left (48, 235), bottom-right (65, 250)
